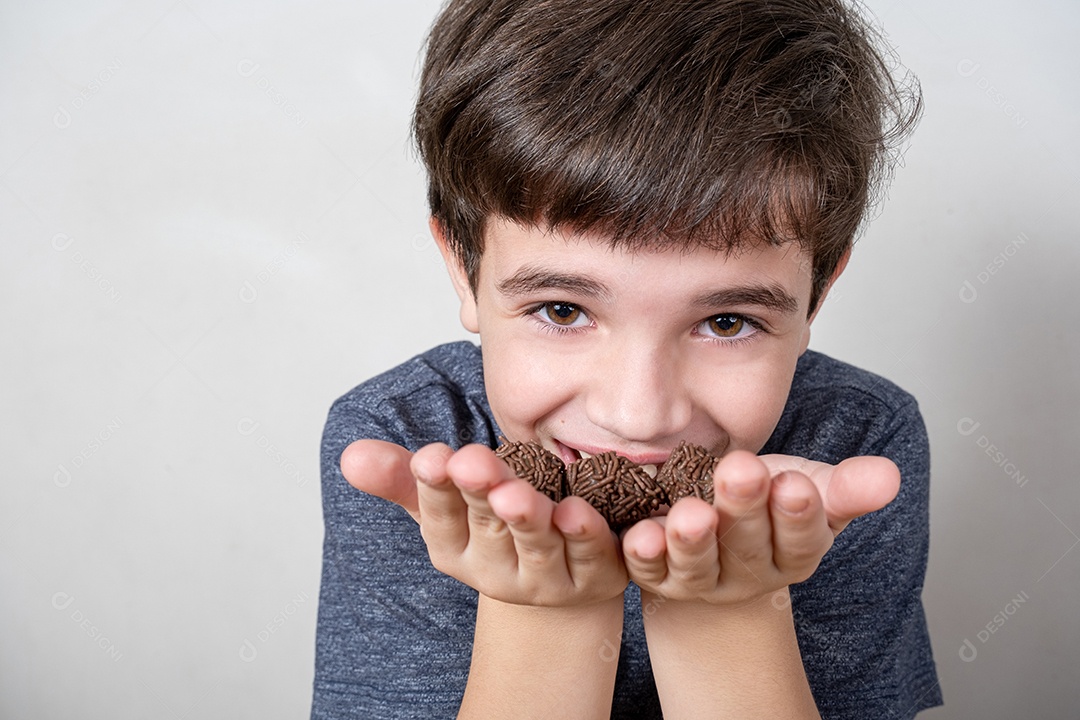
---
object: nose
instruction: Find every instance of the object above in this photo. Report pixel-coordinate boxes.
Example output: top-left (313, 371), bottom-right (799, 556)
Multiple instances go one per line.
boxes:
top-left (583, 340), bottom-right (692, 444)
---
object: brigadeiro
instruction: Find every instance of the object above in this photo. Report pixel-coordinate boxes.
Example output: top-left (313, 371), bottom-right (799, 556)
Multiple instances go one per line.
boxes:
top-left (656, 441), bottom-right (718, 504)
top-left (565, 451), bottom-right (665, 532)
top-left (493, 440), bottom-right (719, 532)
top-left (495, 440), bottom-right (567, 502)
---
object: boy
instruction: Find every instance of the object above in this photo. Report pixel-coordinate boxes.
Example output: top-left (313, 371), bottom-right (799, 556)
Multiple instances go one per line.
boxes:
top-left (312, 0), bottom-right (940, 717)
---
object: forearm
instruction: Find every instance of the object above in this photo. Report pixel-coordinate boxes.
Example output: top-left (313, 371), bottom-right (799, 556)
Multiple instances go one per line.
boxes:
top-left (642, 588), bottom-right (820, 720)
top-left (458, 593), bottom-right (623, 720)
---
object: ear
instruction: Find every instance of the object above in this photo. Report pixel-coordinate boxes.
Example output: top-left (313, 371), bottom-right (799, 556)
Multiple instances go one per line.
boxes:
top-left (429, 217), bottom-right (479, 333)
top-left (800, 247), bottom-right (851, 354)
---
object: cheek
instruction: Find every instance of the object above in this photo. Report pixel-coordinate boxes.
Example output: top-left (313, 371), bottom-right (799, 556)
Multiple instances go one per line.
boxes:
top-left (697, 353), bottom-right (797, 452)
top-left (481, 333), bottom-right (578, 439)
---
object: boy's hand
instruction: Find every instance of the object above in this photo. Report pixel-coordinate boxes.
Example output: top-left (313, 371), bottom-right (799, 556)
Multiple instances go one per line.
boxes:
top-left (622, 450), bottom-right (899, 604)
top-left (341, 440), bottom-right (628, 606)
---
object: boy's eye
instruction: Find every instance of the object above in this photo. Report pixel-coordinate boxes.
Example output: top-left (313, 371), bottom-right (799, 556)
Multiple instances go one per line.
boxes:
top-left (708, 315), bottom-right (744, 337)
top-left (700, 314), bottom-right (758, 340)
top-left (536, 302), bottom-right (588, 327)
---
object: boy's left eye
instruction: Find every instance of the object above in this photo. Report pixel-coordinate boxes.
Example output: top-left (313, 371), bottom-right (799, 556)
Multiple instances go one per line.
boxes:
top-left (699, 314), bottom-right (758, 340)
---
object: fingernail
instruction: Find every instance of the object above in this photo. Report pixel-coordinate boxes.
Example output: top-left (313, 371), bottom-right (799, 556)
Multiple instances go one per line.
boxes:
top-left (500, 511), bottom-right (525, 527)
top-left (776, 493), bottom-right (810, 515)
top-left (674, 526), bottom-right (710, 544)
top-left (722, 476), bottom-right (762, 500)
top-left (560, 522), bottom-right (588, 538)
top-left (635, 544), bottom-right (663, 561)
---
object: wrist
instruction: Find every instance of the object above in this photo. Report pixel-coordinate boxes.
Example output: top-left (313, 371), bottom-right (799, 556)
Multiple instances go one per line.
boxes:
top-left (641, 587), bottom-right (790, 629)
top-left (459, 594), bottom-right (625, 719)
top-left (641, 588), bottom-right (820, 719)
top-left (477, 591), bottom-right (625, 631)
top-left (474, 592), bottom-right (625, 665)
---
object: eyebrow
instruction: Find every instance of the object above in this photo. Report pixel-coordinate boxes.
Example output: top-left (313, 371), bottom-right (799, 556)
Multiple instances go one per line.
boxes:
top-left (692, 285), bottom-right (800, 315)
top-left (495, 267), bottom-right (613, 302)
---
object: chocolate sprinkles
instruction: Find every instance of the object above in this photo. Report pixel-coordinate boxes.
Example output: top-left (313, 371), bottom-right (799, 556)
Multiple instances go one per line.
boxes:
top-left (566, 452), bottom-right (665, 531)
top-left (494, 440), bottom-right (718, 532)
top-left (495, 441), bottom-right (567, 502)
top-left (656, 441), bottom-right (717, 505)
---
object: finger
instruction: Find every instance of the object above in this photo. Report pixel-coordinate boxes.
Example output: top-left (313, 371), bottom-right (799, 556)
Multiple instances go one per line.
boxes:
top-left (486, 477), bottom-right (566, 577)
top-left (713, 451), bottom-right (774, 582)
top-left (769, 471), bottom-right (833, 581)
top-left (412, 443), bottom-right (471, 556)
top-left (446, 444), bottom-right (517, 523)
top-left (662, 497), bottom-right (720, 593)
top-left (823, 456), bottom-right (900, 533)
top-left (552, 497), bottom-right (626, 587)
top-left (757, 453), bottom-right (822, 479)
top-left (444, 444), bottom-right (518, 567)
top-left (341, 439), bottom-right (419, 521)
top-left (622, 517), bottom-right (669, 589)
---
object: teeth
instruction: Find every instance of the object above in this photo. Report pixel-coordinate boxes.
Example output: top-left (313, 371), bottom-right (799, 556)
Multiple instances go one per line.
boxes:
top-left (641, 464), bottom-right (658, 478)
top-left (578, 450), bottom-right (593, 460)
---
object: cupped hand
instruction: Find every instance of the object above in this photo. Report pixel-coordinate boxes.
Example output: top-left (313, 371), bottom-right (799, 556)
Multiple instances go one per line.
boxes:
top-left (758, 452), bottom-right (900, 534)
top-left (622, 450), bottom-right (900, 604)
top-left (341, 440), bottom-right (629, 606)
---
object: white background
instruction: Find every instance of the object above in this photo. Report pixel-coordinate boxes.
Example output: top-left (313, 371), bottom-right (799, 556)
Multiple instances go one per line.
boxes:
top-left (2, 0), bottom-right (1077, 717)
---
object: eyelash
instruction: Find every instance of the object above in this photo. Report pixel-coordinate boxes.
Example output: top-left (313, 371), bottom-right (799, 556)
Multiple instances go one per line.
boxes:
top-left (526, 302), bottom-right (768, 345)
top-left (527, 302), bottom-right (591, 335)
top-left (695, 315), bottom-right (766, 347)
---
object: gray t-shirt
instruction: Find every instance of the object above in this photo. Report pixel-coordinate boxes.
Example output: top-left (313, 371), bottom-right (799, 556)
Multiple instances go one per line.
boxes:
top-left (311, 342), bottom-right (942, 718)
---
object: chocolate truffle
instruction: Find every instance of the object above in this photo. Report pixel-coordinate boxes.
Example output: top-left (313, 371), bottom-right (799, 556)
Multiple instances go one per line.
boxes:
top-left (656, 441), bottom-right (717, 504)
top-left (495, 441), bottom-right (567, 502)
top-left (565, 451), bottom-right (665, 532)
top-left (494, 440), bottom-right (717, 532)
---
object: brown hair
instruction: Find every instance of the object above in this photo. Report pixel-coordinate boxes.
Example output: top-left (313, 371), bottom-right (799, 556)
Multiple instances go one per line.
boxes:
top-left (413, 0), bottom-right (921, 314)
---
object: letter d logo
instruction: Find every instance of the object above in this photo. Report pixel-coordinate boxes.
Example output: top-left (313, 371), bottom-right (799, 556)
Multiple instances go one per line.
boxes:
top-left (956, 418), bottom-right (981, 437)
top-left (239, 639), bottom-right (258, 662)
top-left (956, 59), bottom-right (981, 78)
top-left (236, 59), bottom-right (260, 78)
top-left (237, 418), bottom-right (260, 436)
top-left (959, 280), bottom-right (978, 304)
top-left (238, 280), bottom-right (258, 303)
top-left (52, 592), bottom-right (75, 611)
top-left (598, 638), bottom-right (620, 663)
top-left (51, 233), bottom-right (75, 252)
top-left (54, 106), bottom-right (72, 129)
top-left (54, 464), bottom-right (73, 487)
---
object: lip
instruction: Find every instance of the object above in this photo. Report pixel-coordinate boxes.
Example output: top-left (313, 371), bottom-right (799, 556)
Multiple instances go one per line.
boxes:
top-left (553, 438), bottom-right (672, 466)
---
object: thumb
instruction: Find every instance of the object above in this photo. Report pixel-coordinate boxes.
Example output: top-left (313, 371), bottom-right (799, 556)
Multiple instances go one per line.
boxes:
top-left (821, 456), bottom-right (901, 533)
top-left (758, 454), bottom-right (900, 534)
top-left (340, 439), bottom-right (420, 522)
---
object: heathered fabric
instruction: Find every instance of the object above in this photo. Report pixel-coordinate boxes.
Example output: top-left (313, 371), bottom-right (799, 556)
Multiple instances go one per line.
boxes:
top-left (311, 342), bottom-right (942, 718)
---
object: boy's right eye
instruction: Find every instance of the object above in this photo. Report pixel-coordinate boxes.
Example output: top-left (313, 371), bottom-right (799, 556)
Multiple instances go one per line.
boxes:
top-left (533, 302), bottom-right (590, 329)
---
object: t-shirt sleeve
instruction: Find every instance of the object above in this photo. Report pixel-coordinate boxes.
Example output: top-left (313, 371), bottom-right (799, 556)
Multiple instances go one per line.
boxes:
top-left (790, 398), bottom-right (943, 718)
top-left (310, 382), bottom-right (483, 719)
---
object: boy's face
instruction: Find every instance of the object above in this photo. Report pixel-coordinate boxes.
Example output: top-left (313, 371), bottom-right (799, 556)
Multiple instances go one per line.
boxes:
top-left (438, 217), bottom-right (840, 470)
